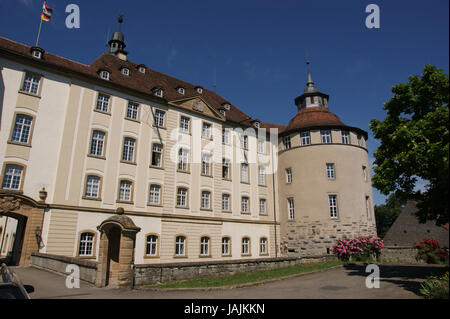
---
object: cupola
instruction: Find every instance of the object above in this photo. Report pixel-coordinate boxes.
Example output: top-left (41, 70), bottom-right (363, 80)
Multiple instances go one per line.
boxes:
top-left (294, 61), bottom-right (329, 110)
top-left (108, 15), bottom-right (128, 61)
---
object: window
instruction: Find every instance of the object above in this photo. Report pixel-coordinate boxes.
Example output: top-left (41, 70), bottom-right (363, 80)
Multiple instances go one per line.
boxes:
top-left (222, 128), bottom-right (230, 144)
top-left (32, 50), bottom-right (42, 59)
top-left (175, 236), bottom-right (186, 256)
top-left (241, 163), bottom-right (249, 183)
top-left (357, 134), bottom-right (363, 146)
top-left (222, 237), bottom-right (231, 256)
top-left (286, 168), bottom-right (293, 183)
top-left (149, 184), bottom-right (161, 205)
top-left (329, 195), bottom-right (338, 218)
top-left (178, 87), bottom-right (185, 95)
top-left (151, 144), bottom-right (163, 167)
top-left (200, 237), bottom-right (210, 256)
top-left (288, 198), bottom-right (295, 220)
top-left (258, 166), bottom-right (266, 185)
top-left (240, 134), bottom-right (248, 149)
top-left (260, 238), bottom-right (267, 255)
top-left (155, 88), bottom-right (163, 97)
top-left (122, 137), bottom-right (136, 162)
top-left (178, 148), bottom-right (189, 172)
top-left (118, 180), bottom-right (132, 202)
top-left (365, 196), bottom-right (371, 219)
top-left (154, 109), bottom-right (165, 127)
top-left (1, 165), bottom-right (24, 190)
top-left (11, 114), bottom-right (32, 144)
top-left (222, 194), bottom-right (230, 211)
top-left (241, 196), bottom-right (249, 213)
top-left (180, 116), bottom-right (190, 133)
top-left (242, 237), bottom-right (250, 255)
top-left (21, 73), bottom-right (40, 94)
top-left (146, 235), bottom-right (158, 256)
top-left (258, 139), bottom-right (265, 154)
top-left (341, 130), bottom-right (350, 144)
top-left (177, 188), bottom-right (188, 207)
top-left (85, 175), bottom-right (100, 199)
top-left (254, 122), bottom-right (260, 128)
top-left (90, 130), bottom-right (105, 157)
top-left (139, 66), bottom-right (146, 74)
top-left (326, 163), bottom-right (335, 179)
top-left (301, 131), bottom-right (311, 145)
top-left (201, 191), bottom-right (211, 210)
top-left (201, 153), bottom-right (211, 176)
top-left (196, 87), bottom-right (203, 94)
top-left (96, 93), bottom-right (110, 113)
top-left (223, 103), bottom-right (231, 110)
top-left (220, 110), bottom-right (226, 117)
top-left (202, 122), bottom-right (212, 139)
top-left (78, 232), bottom-right (95, 256)
top-left (282, 136), bottom-right (291, 150)
top-left (222, 158), bottom-right (231, 180)
top-left (100, 70), bottom-right (110, 80)
top-left (122, 68), bottom-right (130, 76)
top-left (259, 199), bottom-right (266, 215)
top-left (126, 102), bottom-right (139, 120)
top-left (363, 166), bottom-right (368, 182)
top-left (321, 130), bottom-right (332, 144)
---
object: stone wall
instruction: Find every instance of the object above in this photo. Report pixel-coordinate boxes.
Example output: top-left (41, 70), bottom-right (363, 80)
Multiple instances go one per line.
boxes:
top-left (380, 246), bottom-right (422, 264)
top-left (134, 255), bottom-right (337, 286)
top-left (30, 252), bottom-right (98, 284)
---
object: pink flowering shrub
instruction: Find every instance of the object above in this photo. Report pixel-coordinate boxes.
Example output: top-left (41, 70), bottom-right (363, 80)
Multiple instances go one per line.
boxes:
top-left (414, 239), bottom-right (449, 264)
top-left (332, 236), bottom-right (384, 262)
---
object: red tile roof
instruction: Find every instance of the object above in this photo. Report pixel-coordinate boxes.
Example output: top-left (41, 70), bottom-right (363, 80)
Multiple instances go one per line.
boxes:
top-left (0, 36), bottom-right (263, 129)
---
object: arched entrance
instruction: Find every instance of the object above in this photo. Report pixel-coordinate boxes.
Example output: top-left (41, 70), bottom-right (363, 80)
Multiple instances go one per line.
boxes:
top-left (0, 192), bottom-right (46, 266)
top-left (95, 208), bottom-right (140, 288)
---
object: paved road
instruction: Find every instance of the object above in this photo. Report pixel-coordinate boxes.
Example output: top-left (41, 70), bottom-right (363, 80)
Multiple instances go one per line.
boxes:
top-left (12, 264), bottom-right (447, 299)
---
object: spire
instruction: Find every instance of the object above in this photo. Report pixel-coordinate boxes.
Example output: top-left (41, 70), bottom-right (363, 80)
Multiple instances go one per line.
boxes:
top-left (108, 14), bottom-right (127, 58)
top-left (304, 61), bottom-right (318, 93)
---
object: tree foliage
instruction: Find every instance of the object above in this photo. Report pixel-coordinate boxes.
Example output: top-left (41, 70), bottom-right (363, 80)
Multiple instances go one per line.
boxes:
top-left (374, 193), bottom-right (406, 238)
top-left (370, 64), bottom-right (449, 226)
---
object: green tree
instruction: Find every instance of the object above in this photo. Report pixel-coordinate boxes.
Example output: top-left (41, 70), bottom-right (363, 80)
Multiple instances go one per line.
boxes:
top-left (370, 64), bottom-right (449, 226)
top-left (374, 193), bottom-right (406, 238)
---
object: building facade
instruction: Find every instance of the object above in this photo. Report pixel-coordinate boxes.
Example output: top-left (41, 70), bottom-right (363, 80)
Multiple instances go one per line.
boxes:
top-left (0, 19), bottom-right (376, 286)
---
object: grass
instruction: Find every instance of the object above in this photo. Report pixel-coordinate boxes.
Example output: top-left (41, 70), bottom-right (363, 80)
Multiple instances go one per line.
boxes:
top-left (142, 260), bottom-right (343, 289)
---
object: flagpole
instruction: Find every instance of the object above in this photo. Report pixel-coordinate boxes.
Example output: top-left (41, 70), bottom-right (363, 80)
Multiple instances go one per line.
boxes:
top-left (35, 18), bottom-right (43, 47)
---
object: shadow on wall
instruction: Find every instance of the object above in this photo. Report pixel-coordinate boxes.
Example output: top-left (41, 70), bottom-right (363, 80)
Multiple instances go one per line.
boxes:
top-left (343, 263), bottom-right (448, 296)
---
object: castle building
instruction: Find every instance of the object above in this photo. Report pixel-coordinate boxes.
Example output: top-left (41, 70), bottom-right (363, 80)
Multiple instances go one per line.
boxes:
top-left (0, 18), bottom-right (376, 287)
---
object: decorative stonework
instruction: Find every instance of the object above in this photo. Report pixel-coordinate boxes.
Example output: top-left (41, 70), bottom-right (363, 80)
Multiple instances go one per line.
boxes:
top-left (0, 196), bottom-right (21, 213)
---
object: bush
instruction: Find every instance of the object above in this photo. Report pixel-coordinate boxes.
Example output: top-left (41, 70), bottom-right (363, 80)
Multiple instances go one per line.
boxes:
top-left (414, 239), bottom-right (449, 264)
top-left (332, 236), bottom-right (384, 262)
top-left (420, 272), bottom-right (449, 299)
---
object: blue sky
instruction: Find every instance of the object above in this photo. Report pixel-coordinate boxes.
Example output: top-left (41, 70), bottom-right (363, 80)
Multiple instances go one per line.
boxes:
top-left (1, 0), bottom-right (448, 205)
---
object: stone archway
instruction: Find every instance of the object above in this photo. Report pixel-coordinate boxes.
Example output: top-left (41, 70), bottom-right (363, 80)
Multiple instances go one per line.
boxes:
top-left (95, 208), bottom-right (140, 288)
top-left (0, 191), bottom-right (47, 266)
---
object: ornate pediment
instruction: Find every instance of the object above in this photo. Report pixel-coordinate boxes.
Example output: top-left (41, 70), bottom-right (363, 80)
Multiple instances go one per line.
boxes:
top-left (168, 96), bottom-right (225, 122)
top-left (0, 196), bottom-right (22, 213)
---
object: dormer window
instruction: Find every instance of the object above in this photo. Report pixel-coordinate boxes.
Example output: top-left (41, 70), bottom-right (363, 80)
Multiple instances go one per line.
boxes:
top-left (220, 110), bottom-right (226, 117)
top-left (122, 68), bottom-right (130, 76)
top-left (254, 122), bottom-right (260, 128)
top-left (154, 88), bottom-right (163, 98)
top-left (178, 87), bottom-right (185, 95)
top-left (32, 50), bottom-right (42, 59)
top-left (223, 103), bottom-right (231, 110)
top-left (196, 87), bottom-right (203, 94)
top-left (139, 66), bottom-right (146, 74)
top-left (100, 70), bottom-right (110, 80)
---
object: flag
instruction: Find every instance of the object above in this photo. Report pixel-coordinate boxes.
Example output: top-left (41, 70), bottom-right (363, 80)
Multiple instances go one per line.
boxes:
top-left (41, 1), bottom-right (53, 22)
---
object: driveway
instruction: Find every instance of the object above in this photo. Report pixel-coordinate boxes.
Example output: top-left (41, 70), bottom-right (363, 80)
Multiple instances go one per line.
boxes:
top-left (12, 264), bottom-right (447, 299)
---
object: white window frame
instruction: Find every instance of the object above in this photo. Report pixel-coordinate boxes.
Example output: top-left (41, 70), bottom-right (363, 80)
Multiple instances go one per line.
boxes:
top-left (151, 143), bottom-right (163, 167)
top-left (260, 238), bottom-right (267, 255)
top-left (200, 237), bottom-right (210, 256)
top-left (146, 235), bottom-right (158, 256)
top-left (175, 236), bottom-right (186, 256)
top-left (201, 191), bottom-right (211, 210)
top-left (122, 68), bottom-right (130, 76)
top-left (126, 102), bottom-right (139, 120)
top-left (79, 232), bottom-right (94, 256)
top-left (85, 175), bottom-right (100, 199)
top-left (242, 238), bottom-right (250, 255)
top-left (1, 165), bottom-right (23, 190)
top-left (329, 195), bottom-right (338, 218)
top-left (177, 188), bottom-right (188, 207)
top-left (286, 168), bottom-right (293, 183)
top-left (288, 198), bottom-right (295, 220)
top-left (222, 237), bottom-right (230, 255)
top-left (282, 136), bottom-right (291, 150)
top-left (222, 158), bottom-right (231, 179)
top-left (259, 198), bottom-right (266, 214)
top-left (21, 73), bottom-right (40, 94)
top-left (96, 93), bottom-right (110, 113)
top-left (202, 122), bottom-right (212, 139)
top-left (11, 114), bottom-right (32, 144)
top-left (326, 163), bottom-right (335, 179)
top-left (258, 166), bottom-right (266, 185)
top-left (241, 196), bottom-right (249, 213)
top-left (122, 137), bottom-right (136, 162)
top-left (301, 131), bottom-right (311, 145)
top-left (222, 128), bottom-right (230, 145)
top-left (100, 70), bottom-right (110, 80)
top-left (341, 130), bottom-right (350, 144)
top-left (201, 153), bottom-right (211, 176)
top-left (178, 148), bottom-right (189, 172)
top-left (149, 184), bottom-right (161, 205)
top-left (118, 180), bottom-right (132, 202)
top-left (222, 193), bottom-right (230, 211)
top-left (321, 130), bottom-right (332, 144)
top-left (241, 163), bottom-right (249, 183)
top-left (180, 116), bottom-right (190, 133)
top-left (154, 109), bottom-right (165, 127)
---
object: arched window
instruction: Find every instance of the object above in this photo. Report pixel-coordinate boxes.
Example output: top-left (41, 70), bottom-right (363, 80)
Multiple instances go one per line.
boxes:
top-left (176, 188), bottom-right (188, 207)
top-left (1, 164), bottom-right (25, 190)
top-left (78, 232), bottom-right (95, 257)
top-left (200, 236), bottom-right (210, 256)
top-left (146, 234), bottom-right (159, 257)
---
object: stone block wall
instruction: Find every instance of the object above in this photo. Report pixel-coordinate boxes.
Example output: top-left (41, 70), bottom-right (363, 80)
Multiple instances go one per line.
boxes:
top-left (380, 246), bottom-right (421, 264)
top-left (134, 255), bottom-right (337, 286)
top-left (30, 252), bottom-right (98, 284)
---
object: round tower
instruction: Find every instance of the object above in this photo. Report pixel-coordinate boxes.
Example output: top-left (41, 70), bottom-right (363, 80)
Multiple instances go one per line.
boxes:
top-left (278, 62), bottom-right (377, 257)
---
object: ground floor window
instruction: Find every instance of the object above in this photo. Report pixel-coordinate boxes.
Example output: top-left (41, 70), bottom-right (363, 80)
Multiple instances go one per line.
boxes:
top-left (78, 232), bottom-right (95, 256)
